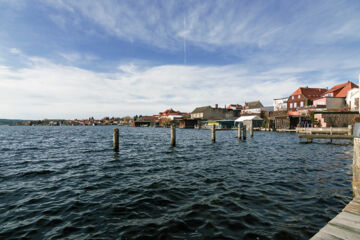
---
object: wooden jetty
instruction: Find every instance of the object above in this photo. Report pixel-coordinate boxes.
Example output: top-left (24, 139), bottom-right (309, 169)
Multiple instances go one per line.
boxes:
top-left (311, 123), bottom-right (360, 239)
top-left (296, 126), bottom-right (353, 143)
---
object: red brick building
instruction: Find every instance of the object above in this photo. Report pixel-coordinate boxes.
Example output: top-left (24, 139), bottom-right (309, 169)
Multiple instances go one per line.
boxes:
top-left (287, 87), bottom-right (327, 111)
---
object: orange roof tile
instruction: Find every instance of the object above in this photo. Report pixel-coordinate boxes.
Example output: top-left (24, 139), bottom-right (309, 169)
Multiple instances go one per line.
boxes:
top-left (324, 81), bottom-right (358, 98)
top-left (290, 87), bottom-right (327, 100)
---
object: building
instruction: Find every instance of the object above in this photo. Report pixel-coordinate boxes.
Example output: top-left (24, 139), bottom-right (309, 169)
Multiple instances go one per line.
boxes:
top-left (323, 81), bottom-right (358, 98)
top-left (204, 120), bottom-right (235, 129)
top-left (159, 108), bottom-right (189, 119)
top-left (235, 115), bottom-right (263, 129)
top-left (287, 87), bottom-right (327, 111)
top-left (191, 105), bottom-right (235, 120)
top-left (273, 97), bottom-right (288, 111)
top-left (346, 88), bottom-right (359, 111)
top-left (242, 101), bottom-right (264, 115)
top-left (313, 81), bottom-right (358, 111)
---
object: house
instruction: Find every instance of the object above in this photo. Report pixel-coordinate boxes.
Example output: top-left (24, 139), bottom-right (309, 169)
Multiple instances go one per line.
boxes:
top-left (313, 81), bottom-right (358, 111)
top-left (323, 81), bottom-right (358, 98)
top-left (133, 115), bottom-right (158, 127)
top-left (191, 105), bottom-right (235, 120)
top-left (159, 108), bottom-right (189, 119)
top-left (244, 100), bottom-right (263, 109)
top-left (242, 101), bottom-right (264, 114)
top-left (235, 115), bottom-right (263, 129)
top-left (346, 88), bottom-right (359, 111)
top-left (273, 97), bottom-right (288, 111)
top-left (205, 120), bottom-right (235, 129)
top-left (287, 87), bottom-right (327, 111)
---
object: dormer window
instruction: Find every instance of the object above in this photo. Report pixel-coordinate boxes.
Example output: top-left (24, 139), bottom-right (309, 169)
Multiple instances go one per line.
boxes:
top-left (298, 95), bottom-right (300, 99)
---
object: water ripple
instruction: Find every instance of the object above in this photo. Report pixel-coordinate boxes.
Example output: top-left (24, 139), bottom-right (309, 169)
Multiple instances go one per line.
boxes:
top-left (0, 126), bottom-right (353, 239)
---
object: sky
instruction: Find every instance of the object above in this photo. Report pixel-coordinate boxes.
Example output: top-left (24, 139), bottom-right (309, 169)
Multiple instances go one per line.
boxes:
top-left (1, 0), bottom-right (360, 119)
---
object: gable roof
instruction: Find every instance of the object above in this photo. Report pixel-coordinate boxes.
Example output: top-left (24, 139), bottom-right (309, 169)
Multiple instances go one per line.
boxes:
top-left (290, 87), bottom-right (327, 100)
top-left (191, 106), bottom-right (211, 114)
top-left (245, 101), bottom-right (263, 109)
top-left (324, 81), bottom-right (358, 98)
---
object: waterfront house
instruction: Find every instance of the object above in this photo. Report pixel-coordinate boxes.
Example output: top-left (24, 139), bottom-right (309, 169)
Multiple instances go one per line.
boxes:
top-left (205, 120), bottom-right (235, 129)
top-left (346, 88), bottom-right (359, 111)
top-left (235, 115), bottom-right (263, 129)
top-left (242, 101), bottom-right (264, 115)
top-left (191, 104), bottom-right (235, 120)
top-left (313, 81), bottom-right (358, 111)
top-left (273, 97), bottom-right (288, 111)
top-left (287, 87), bottom-right (327, 111)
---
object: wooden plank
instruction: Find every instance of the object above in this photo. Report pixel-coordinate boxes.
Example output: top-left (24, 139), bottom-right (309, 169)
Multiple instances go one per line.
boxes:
top-left (343, 200), bottom-right (360, 215)
top-left (311, 231), bottom-right (343, 240)
top-left (320, 223), bottom-right (360, 239)
top-left (329, 212), bottom-right (360, 234)
top-left (299, 134), bottom-right (353, 139)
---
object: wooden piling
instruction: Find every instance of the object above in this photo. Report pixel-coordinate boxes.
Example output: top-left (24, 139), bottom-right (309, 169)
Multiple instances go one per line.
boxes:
top-left (113, 128), bottom-right (119, 152)
top-left (353, 124), bottom-right (360, 197)
top-left (170, 124), bottom-right (176, 147)
top-left (211, 125), bottom-right (216, 143)
top-left (250, 122), bottom-right (254, 137)
top-left (242, 125), bottom-right (246, 140)
top-left (238, 123), bottom-right (242, 140)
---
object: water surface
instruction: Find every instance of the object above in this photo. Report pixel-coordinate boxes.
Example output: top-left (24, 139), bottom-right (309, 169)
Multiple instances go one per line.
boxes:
top-left (0, 126), bottom-right (353, 239)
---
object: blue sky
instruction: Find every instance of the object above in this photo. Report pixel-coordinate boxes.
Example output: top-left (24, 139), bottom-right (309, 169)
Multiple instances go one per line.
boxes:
top-left (0, 0), bottom-right (360, 119)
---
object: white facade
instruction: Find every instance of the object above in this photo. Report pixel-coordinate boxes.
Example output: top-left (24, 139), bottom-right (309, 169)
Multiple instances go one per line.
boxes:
top-left (273, 98), bottom-right (288, 111)
top-left (346, 88), bottom-right (359, 111)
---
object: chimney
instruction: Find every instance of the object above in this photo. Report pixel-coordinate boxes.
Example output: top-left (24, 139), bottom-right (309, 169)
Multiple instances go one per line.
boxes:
top-left (215, 104), bottom-right (218, 109)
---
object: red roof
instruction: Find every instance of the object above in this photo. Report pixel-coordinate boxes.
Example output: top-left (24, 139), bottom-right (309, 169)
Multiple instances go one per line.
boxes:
top-left (323, 81), bottom-right (358, 98)
top-left (290, 87), bottom-right (327, 100)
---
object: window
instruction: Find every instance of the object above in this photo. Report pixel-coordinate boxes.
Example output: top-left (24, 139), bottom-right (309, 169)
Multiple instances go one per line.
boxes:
top-left (300, 101), bottom-right (304, 107)
top-left (292, 96), bottom-right (294, 99)
top-left (294, 102), bottom-right (297, 108)
top-left (290, 103), bottom-right (293, 108)
top-left (298, 95), bottom-right (300, 99)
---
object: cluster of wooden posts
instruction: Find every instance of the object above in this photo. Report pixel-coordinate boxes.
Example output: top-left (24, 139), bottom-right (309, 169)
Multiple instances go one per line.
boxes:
top-left (112, 122), bottom-right (254, 150)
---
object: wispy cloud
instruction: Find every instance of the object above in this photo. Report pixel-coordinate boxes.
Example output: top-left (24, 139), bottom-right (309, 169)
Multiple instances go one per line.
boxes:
top-left (39, 0), bottom-right (360, 53)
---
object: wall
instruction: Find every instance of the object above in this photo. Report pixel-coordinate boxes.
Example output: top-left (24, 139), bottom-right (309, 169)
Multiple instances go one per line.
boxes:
top-left (314, 112), bottom-right (360, 127)
top-left (326, 98), bottom-right (346, 110)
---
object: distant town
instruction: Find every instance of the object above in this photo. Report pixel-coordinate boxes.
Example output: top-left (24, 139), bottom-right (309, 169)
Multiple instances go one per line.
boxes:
top-left (4, 80), bottom-right (360, 130)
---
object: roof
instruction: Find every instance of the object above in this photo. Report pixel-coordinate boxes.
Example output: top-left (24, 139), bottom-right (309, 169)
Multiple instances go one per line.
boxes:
top-left (245, 101), bottom-right (263, 109)
top-left (235, 116), bottom-right (263, 122)
top-left (324, 81), bottom-right (358, 98)
top-left (290, 87), bottom-right (327, 100)
top-left (191, 106), bottom-right (211, 114)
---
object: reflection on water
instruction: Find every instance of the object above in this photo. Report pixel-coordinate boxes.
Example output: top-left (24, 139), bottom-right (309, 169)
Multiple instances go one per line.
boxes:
top-left (0, 126), bottom-right (353, 239)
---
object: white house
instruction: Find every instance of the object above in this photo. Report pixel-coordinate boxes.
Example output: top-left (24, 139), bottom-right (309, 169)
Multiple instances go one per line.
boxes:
top-left (273, 97), bottom-right (288, 111)
top-left (346, 88), bottom-right (359, 111)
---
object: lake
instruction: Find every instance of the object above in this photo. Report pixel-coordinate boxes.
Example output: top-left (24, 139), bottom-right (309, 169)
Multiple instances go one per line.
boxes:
top-left (0, 126), bottom-right (353, 239)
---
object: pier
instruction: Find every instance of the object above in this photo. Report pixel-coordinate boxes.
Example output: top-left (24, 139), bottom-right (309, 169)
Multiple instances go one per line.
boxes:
top-left (296, 126), bottom-right (353, 143)
top-left (311, 123), bottom-right (360, 239)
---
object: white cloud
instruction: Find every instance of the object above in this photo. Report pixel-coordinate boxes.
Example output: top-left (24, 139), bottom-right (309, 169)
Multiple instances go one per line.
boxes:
top-left (1, 52), bottom-right (357, 119)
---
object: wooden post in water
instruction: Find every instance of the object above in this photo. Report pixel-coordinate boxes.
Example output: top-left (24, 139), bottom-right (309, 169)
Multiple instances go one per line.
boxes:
top-left (242, 125), bottom-right (247, 140)
top-left (113, 128), bottom-right (119, 152)
top-left (250, 122), bottom-right (254, 137)
top-left (353, 123), bottom-right (360, 197)
top-left (170, 123), bottom-right (176, 147)
top-left (211, 124), bottom-right (216, 143)
top-left (237, 123), bottom-right (242, 140)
